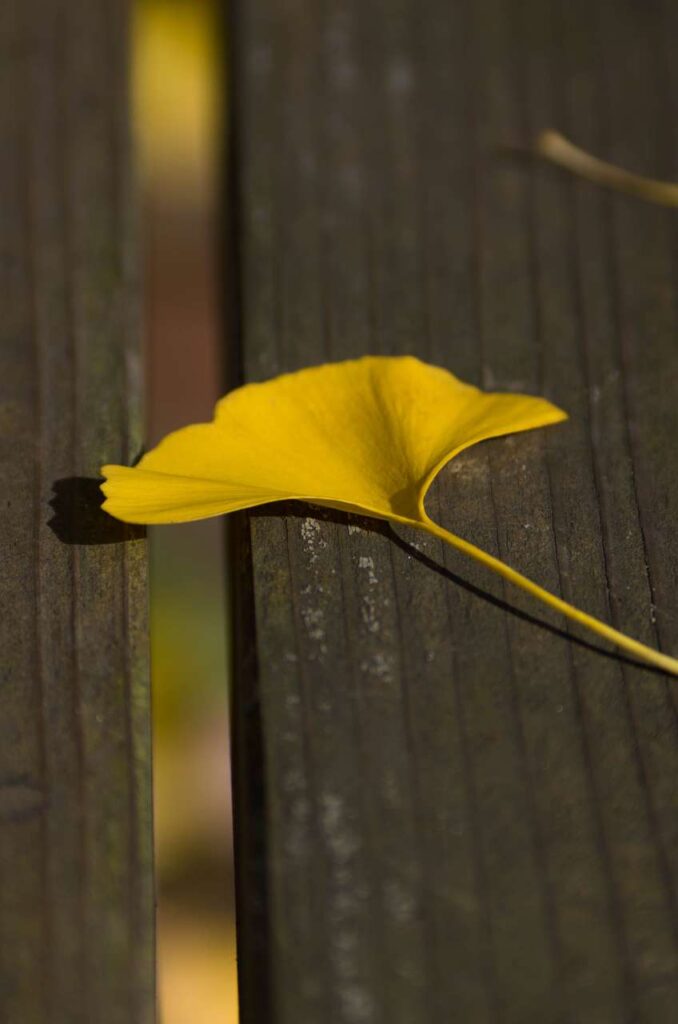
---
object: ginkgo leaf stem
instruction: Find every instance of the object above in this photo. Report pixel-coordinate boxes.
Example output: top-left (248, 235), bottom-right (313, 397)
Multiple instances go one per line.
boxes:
top-left (418, 516), bottom-right (678, 677)
top-left (535, 131), bottom-right (678, 208)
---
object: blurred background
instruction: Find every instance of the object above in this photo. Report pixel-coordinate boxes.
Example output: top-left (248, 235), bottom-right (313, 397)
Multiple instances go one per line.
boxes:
top-left (132, 1), bottom-right (239, 1020)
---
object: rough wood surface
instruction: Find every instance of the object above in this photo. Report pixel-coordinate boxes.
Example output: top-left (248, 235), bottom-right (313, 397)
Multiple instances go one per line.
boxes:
top-left (0, 1), bottom-right (154, 1020)
top-left (231, 0), bottom-right (678, 1020)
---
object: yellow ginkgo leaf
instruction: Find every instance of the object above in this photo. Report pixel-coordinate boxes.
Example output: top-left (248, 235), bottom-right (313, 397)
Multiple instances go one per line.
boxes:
top-left (102, 355), bottom-right (678, 676)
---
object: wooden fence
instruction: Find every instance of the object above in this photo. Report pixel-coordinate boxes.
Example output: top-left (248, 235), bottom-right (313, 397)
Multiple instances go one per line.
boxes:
top-left (3, 0), bottom-right (678, 1021)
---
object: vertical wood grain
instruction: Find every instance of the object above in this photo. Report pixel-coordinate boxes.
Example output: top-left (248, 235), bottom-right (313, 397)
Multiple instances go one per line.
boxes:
top-left (0, 1), bottom-right (153, 1020)
top-left (231, 0), bottom-right (678, 1020)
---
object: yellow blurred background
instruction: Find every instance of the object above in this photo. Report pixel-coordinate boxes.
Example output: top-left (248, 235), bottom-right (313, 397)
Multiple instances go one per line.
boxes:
top-left (133, 2), bottom-right (239, 1021)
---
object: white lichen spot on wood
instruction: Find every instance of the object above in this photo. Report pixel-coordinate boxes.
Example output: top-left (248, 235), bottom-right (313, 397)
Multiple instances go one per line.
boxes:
top-left (356, 555), bottom-right (382, 632)
top-left (301, 604), bottom-right (326, 644)
top-left (361, 593), bottom-right (380, 634)
top-left (300, 517), bottom-right (327, 564)
top-left (359, 651), bottom-right (394, 682)
top-left (358, 554), bottom-right (378, 586)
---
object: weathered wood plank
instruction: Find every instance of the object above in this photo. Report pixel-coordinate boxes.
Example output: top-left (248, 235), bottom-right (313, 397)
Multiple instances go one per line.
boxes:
top-left (0, 1), bottom-right (153, 1020)
top-left (231, 0), bottom-right (678, 1020)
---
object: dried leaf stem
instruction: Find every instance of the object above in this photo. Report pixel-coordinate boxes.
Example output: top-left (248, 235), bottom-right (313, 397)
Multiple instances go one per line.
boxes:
top-left (418, 516), bottom-right (678, 677)
top-left (535, 130), bottom-right (678, 208)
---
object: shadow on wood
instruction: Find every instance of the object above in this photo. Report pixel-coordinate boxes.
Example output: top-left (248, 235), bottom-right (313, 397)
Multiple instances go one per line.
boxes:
top-left (48, 477), bottom-right (145, 546)
top-left (253, 502), bottom-right (657, 675)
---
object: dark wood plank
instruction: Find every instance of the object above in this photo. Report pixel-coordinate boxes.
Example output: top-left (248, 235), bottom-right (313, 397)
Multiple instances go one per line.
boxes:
top-left (0, 1), bottom-right (154, 1020)
top-left (230, 0), bottom-right (678, 1020)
